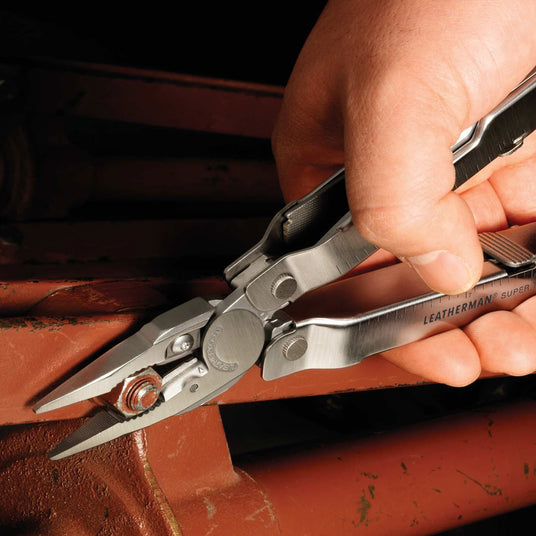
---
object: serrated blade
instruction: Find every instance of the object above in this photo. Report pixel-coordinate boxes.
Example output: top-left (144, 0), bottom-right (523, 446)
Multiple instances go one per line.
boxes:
top-left (49, 371), bottom-right (245, 459)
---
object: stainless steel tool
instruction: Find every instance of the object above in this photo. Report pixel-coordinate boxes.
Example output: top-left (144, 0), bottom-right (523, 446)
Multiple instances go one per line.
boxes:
top-left (34, 69), bottom-right (536, 459)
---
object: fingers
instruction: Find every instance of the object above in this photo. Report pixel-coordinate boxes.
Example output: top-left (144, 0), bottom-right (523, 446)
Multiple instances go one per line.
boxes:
top-left (459, 180), bottom-right (507, 232)
top-left (273, 0), bottom-right (536, 295)
top-left (344, 91), bottom-right (484, 295)
top-left (464, 295), bottom-right (536, 377)
top-left (457, 130), bottom-right (536, 231)
top-left (458, 130), bottom-right (536, 230)
top-left (381, 329), bottom-right (481, 387)
top-left (464, 305), bottom-right (536, 377)
top-left (343, 103), bottom-right (536, 385)
top-left (378, 150), bottom-right (536, 384)
top-left (382, 295), bottom-right (536, 385)
top-left (488, 141), bottom-right (536, 224)
top-left (382, 299), bottom-right (536, 385)
top-left (358, 126), bottom-right (536, 385)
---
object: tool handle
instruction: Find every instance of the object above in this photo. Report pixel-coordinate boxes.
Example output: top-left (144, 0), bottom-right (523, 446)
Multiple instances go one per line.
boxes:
top-left (453, 69), bottom-right (536, 186)
top-left (262, 224), bottom-right (536, 380)
top-left (228, 69), bottom-right (536, 312)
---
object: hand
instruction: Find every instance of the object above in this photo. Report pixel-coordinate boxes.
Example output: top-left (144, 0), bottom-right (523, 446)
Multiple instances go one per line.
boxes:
top-left (272, 0), bottom-right (536, 386)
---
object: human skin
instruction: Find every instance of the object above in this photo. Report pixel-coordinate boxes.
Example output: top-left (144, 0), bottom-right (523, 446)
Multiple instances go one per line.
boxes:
top-left (272, 0), bottom-right (536, 386)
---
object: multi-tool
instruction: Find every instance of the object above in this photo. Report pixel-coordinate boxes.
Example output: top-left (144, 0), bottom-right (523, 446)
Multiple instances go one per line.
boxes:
top-left (35, 70), bottom-right (536, 459)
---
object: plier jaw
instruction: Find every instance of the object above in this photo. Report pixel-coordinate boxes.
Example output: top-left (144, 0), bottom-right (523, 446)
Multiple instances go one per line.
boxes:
top-left (34, 297), bottom-right (230, 459)
top-left (34, 297), bottom-right (215, 415)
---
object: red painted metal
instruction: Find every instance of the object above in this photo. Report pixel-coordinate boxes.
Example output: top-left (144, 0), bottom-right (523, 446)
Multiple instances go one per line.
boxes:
top-left (242, 399), bottom-right (536, 535)
top-left (3, 261), bottom-right (502, 426)
top-left (0, 419), bottom-right (180, 535)
top-left (0, 245), bottom-right (437, 427)
top-left (0, 406), bottom-right (280, 535)
top-left (11, 59), bottom-right (283, 139)
top-left (145, 407), bottom-right (281, 535)
top-left (2, 400), bottom-right (535, 535)
top-left (0, 218), bottom-right (269, 265)
top-left (1, 314), bottom-right (139, 423)
top-left (0, 312), bottom-right (429, 425)
top-left (90, 158), bottom-right (281, 207)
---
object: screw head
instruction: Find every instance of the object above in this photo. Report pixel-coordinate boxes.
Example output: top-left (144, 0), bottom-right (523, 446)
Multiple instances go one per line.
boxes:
top-left (171, 333), bottom-right (194, 354)
top-left (283, 336), bottom-right (308, 361)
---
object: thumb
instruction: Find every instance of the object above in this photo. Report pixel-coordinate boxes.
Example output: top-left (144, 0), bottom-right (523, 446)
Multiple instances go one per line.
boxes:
top-left (344, 85), bottom-right (483, 295)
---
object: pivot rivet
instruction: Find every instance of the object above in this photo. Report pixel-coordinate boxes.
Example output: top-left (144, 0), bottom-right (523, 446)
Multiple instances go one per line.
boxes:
top-left (283, 336), bottom-right (308, 361)
top-left (272, 273), bottom-right (297, 300)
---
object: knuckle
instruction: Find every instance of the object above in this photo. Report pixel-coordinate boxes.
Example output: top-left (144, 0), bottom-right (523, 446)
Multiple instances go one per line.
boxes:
top-left (352, 204), bottom-right (431, 251)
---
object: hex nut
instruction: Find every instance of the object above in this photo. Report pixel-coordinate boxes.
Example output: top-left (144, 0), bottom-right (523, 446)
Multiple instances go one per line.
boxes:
top-left (100, 367), bottom-right (162, 417)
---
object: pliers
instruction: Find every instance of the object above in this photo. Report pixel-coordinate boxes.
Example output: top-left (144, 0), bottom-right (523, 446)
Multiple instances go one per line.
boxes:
top-left (34, 69), bottom-right (536, 459)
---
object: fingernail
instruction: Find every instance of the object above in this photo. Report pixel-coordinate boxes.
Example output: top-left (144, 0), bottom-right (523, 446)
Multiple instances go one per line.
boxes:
top-left (403, 250), bottom-right (473, 294)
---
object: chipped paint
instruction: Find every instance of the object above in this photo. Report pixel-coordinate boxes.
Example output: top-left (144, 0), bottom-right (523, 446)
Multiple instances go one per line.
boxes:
top-left (0, 315), bottom-right (96, 332)
top-left (143, 460), bottom-right (183, 536)
top-left (456, 469), bottom-right (503, 496)
top-left (203, 497), bottom-right (217, 520)
top-left (356, 490), bottom-right (372, 525)
top-left (237, 469), bottom-right (279, 531)
top-left (0, 420), bottom-right (180, 535)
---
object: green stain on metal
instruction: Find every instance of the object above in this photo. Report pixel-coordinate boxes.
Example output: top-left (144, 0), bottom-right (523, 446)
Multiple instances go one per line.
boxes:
top-left (356, 490), bottom-right (372, 525)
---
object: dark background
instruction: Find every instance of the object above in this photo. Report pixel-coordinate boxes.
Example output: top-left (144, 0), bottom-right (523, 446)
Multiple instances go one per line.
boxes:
top-left (0, 4), bottom-right (326, 85)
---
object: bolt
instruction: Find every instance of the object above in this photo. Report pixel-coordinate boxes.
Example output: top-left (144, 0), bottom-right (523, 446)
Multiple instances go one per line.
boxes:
top-left (125, 379), bottom-right (160, 412)
top-left (283, 336), bottom-right (308, 361)
top-left (100, 367), bottom-right (162, 417)
top-left (272, 273), bottom-right (297, 300)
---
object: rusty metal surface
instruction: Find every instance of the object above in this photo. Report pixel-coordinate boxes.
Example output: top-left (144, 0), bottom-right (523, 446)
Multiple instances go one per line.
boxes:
top-left (145, 407), bottom-right (281, 535)
top-left (0, 218), bottom-right (269, 265)
top-left (4, 58), bottom-right (283, 139)
top-left (3, 400), bottom-right (536, 535)
top-left (243, 399), bottom-right (536, 535)
top-left (1, 314), bottom-right (139, 424)
top-left (0, 407), bottom-right (280, 535)
top-left (0, 419), bottom-right (180, 535)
